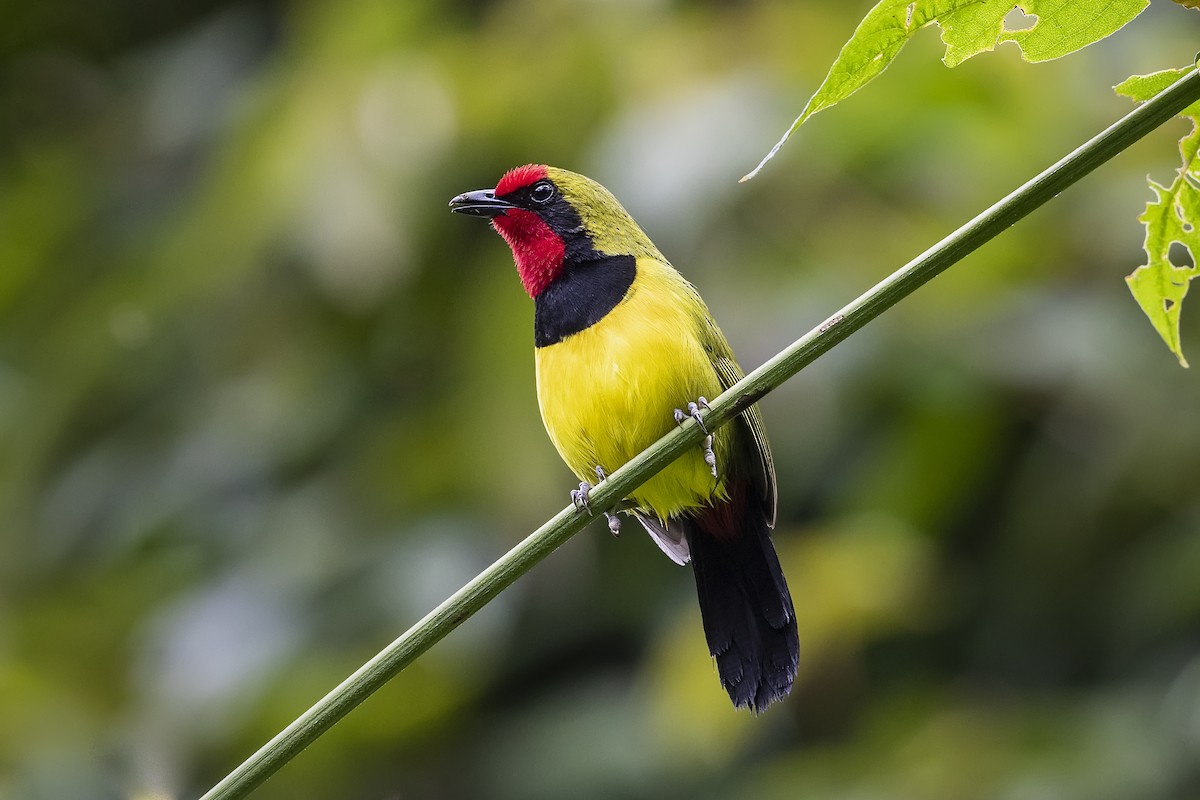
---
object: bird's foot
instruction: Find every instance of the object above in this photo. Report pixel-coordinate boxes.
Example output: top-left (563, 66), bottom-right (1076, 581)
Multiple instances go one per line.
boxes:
top-left (570, 481), bottom-right (592, 512)
top-left (673, 397), bottom-right (718, 478)
top-left (701, 434), bottom-right (717, 478)
top-left (571, 467), bottom-right (622, 536)
top-left (673, 397), bottom-right (711, 434)
top-left (594, 465), bottom-right (622, 536)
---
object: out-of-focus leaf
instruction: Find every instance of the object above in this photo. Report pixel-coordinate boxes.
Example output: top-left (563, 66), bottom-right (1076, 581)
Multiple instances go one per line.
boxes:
top-left (742, 685), bottom-right (1181, 800)
top-left (744, 0), bottom-right (1148, 179)
top-left (646, 516), bottom-right (935, 763)
top-left (1116, 67), bottom-right (1200, 367)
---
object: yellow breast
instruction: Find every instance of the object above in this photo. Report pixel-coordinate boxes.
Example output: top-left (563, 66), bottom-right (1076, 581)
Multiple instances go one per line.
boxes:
top-left (534, 257), bottom-right (730, 520)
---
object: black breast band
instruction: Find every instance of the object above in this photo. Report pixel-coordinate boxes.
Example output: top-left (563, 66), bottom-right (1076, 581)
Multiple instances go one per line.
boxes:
top-left (534, 255), bottom-right (636, 347)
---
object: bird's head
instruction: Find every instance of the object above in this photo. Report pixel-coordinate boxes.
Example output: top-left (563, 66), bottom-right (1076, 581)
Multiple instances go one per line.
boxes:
top-left (449, 164), bottom-right (662, 297)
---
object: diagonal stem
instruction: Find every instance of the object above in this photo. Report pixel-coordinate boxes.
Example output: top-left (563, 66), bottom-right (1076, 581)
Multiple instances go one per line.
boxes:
top-left (199, 66), bottom-right (1200, 800)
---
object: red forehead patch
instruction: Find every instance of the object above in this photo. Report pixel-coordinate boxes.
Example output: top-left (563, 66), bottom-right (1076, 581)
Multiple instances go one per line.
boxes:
top-left (495, 163), bottom-right (548, 197)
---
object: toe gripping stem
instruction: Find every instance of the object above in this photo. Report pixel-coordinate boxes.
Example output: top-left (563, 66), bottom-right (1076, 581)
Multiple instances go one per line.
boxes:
top-left (571, 466), bottom-right (622, 536)
top-left (673, 397), bottom-right (718, 479)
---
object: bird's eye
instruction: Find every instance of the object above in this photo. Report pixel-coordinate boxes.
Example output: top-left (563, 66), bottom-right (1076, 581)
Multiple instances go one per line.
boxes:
top-left (529, 181), bottom-right (555, 204)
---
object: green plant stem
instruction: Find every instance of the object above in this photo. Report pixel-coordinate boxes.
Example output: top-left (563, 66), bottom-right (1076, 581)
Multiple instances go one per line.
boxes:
top-left (199, 67), bottom-right (1200, 800)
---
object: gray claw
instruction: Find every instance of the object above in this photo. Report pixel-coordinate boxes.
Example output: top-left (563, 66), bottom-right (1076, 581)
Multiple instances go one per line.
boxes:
top-left (594, 466), bottom-right (619, 533)
top-left (576, 466), bottom-right (622, 536)
top-left (674, 403), bottom-right (709, 434)
top-left (571, 480), bottom-right (592, 512)
top-left (702, 434), bottom-right (718, 478)
top-left (674, 398), bottom-right (717, 477)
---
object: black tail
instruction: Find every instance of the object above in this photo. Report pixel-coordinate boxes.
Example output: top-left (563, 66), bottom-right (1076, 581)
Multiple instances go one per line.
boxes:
top-left (687, 502), bottom-right (798, 712)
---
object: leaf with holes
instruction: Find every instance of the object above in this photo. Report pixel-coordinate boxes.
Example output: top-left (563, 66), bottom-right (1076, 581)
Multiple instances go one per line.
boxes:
top-left (743, 0), bottom-right (1149, 180)
top-left (1117, 68), bottom-right (1200, 367)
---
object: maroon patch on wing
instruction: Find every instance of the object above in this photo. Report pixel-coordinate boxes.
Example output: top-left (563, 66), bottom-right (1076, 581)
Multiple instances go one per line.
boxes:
top-left (495, 163), bottom-right (548, 197)
top-left (492, 208), bottom-right (565, 297)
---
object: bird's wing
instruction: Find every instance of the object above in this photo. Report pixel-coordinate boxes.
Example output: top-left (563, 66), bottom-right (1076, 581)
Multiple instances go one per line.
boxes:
top-left (697, 312), bottom-right (778, 529)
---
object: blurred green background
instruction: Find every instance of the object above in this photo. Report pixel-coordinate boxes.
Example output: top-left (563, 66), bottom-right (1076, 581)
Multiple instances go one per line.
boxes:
top-left (2, 1), bottom-right (1200, 798)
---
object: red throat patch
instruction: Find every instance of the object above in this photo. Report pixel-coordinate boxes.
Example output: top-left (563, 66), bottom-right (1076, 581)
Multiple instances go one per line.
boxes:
top-left (492, 210), bottom-right (564, 298)
top-left (491, 164), bottom-right (563, 297)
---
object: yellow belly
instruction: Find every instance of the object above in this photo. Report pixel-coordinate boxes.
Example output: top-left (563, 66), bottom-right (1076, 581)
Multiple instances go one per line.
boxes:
top-left (534, 259), bottom-right (730, 520)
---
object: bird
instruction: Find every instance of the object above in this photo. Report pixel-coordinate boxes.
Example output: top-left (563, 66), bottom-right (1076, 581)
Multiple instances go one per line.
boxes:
top-left (449, 164), bottom-right (798, 712)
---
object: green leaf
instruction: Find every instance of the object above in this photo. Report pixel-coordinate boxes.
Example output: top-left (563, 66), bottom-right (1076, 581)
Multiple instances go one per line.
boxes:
top-left (1126, 183), bottom-right (1198, 367)
top-left (993, 0), bottom-right (1149, 64)
top-left (743, 0), bottom-right (1149, 180)
top-left (1118, 69), bottom-right (1200, 367)
top-left (1116, 67), bottom-right (1200, 117)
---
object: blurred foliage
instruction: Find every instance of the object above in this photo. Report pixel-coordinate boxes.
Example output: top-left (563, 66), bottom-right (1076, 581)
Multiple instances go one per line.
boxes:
top-left (1, 1), bottom-right (1199, 799)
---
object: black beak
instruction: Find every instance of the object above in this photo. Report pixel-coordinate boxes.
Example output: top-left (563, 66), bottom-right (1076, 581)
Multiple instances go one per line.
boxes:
top-left (448, 188), bottom-right (515, 218)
